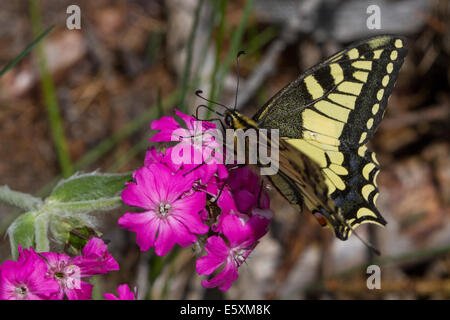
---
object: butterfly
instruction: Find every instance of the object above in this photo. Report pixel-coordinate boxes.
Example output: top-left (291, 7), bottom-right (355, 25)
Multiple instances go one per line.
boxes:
top-left (199, 35), bottom-right (408, 248)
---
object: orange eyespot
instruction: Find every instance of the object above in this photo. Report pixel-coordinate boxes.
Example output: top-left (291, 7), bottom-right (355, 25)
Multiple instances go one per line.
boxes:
top-left (313, 211), bottom-right (328, 227)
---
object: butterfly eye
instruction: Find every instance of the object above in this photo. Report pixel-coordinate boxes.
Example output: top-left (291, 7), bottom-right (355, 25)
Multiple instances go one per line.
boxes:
top-left (224, 114), bottom-right (233, 127)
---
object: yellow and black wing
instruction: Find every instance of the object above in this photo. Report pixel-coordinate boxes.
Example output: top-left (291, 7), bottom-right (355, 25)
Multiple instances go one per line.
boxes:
top-left (253, 35), bottom-right (408, 239)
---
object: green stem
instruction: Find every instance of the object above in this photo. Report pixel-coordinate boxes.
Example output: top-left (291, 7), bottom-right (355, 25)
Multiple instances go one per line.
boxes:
top-left (46, 197), bottom-right (123, 214)
top-left (108, 138), bottom-right (151, 172)
top-left (0, 25), bottom-right (54, 77)
top-left (179, 0), bottom-right (205, 112)
top-left (29, 0), bottom-right (73, 177)
top-left (34, 213), bottom-right (50, 252)
top-left (214, 0), bottom-right (254, 103)
top-left (207, 0), bottom-right (227, 111)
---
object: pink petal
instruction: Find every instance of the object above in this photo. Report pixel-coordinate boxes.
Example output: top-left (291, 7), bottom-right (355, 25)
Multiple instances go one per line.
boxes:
top-left (167, 217), bottom-right (197, 247)
top-left (235, 189), bottom-right (256, 213)
top-left (246, 213), bottom-right (271, 241)
top-left (163, 170), bottom-right (196, 204)
top-left (201, 262), bottom-right (238, 291)
top-left (150, 116), bottom-right (180, 142)
top-left (175, 110), bottom-right (195, 132)
top-left (217, 188), bottom-right (238, 215)
top-left (195, 236), bottom-right (230, 276)
top-left (65, 281), bottom-right (93, 300)
top-left (118, 211), bottom-right (159, 252)
top-left (171, 192), bottom-right (208, 235)
top-left (154, 220), bottom-right (176, 256)
top-left (104, 284), bottom-right (135, 300)
top-left (116, 284), bottom-right (135, 300)
top-left (121, 183), bottom-right (154, 209)
top-left (103, 293), bottom-right (119, 300)
top-left (204, 236), bottom-right (230, 259)
top-left (74, 238), bottom-right (119, 277)
top-left (196, 255), bottom-right (224, 276)
top-left (133, 166), bottom-right (162, 204)
top-left (144, 147), bottom-right (164, 166)
top-left (217, 164), bottom-right (229, 180)
top-left (221, 214), bottom-right (253, 247)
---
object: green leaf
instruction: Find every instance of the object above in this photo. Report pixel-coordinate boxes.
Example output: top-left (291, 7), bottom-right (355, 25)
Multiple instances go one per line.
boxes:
top-left (41, 172), bottom-right (131, 246)
top-left (5, 172), bottom-right (131, 257)
top-left (0, 185), bottom-right (43, 211)
top-left (0, 25), bottom-right (54, 77)
top-left (7, 212), bottom-right (37, 259)
top-left (47, 172), bottom-right (132, 203)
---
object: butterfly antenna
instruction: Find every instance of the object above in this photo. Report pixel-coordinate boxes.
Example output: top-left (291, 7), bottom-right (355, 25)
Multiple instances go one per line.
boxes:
top-left (234, 50), bottom-right (245, 111)
top-left (195, 104), bottom-right (224, 119)
top-left (195, 90), bottom-right (229, 110)
top-left (351, 227), bottom-right (381, 256)
top-left (335, 211), bottom-right (381, 256)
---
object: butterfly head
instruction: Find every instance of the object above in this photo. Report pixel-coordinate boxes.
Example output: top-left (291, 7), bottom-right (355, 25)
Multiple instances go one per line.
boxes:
top-left (223, 109), bottom-right (258, 131)
top-left (224, 110), bottom-right (235, 128)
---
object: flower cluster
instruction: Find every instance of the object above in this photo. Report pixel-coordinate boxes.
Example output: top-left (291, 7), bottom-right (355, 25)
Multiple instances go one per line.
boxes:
top-left (119, 110), bottom-right (273, 291)
top-left (0, 238), bottom-right (119, 300)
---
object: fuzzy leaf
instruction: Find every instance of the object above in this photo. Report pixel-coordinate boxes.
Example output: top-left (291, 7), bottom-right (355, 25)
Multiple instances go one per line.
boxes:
top-left (7, 211), bottom-right (37, 259)
top-left (0, 185), bottom-right (43, 211)
top-left (47, 172), bottom-right (131, 203)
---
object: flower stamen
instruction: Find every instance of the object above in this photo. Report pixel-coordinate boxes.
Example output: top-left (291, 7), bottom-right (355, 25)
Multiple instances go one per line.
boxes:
top-left (15, 285), bottom-right (28, 299)
top-left (159, 203), bottom-right (171, 216)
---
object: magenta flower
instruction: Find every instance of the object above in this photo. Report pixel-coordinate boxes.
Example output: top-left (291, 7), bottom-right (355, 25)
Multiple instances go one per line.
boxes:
top-left (10, 237), bottom-right (119, 300)
top-left (150, 109), bottom-right (216, 143)
top-left (150, 110), bottom-right (227, 184)
top-left (120, 111), bottom-right (277, 292)
top-left (104, 284), bottom-right (136, 300)
top-left (0, 247), bottom-right (60, 300)
top-left (144, 147), bottom-right (165, 167)
top-left (227, 167), bottom-right (270, 213)
top-left (72, 237), bottom-right (119, 277)
top-left (212, 167), bottom-right (272, 233)
top-left (165, 145), bottom-right (228, 184)
top-left (196, 214), bottom-right (271, 291)
top-left (119, 163), bottom-right (209, 256)
top-left (41, 238), bottom-right (118, 300)
top-left (39, 252), bottom-right (92, 300)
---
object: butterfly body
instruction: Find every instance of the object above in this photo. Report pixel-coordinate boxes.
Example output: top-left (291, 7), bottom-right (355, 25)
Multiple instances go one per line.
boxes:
top-left (224, 35), bottom-right (407, 241)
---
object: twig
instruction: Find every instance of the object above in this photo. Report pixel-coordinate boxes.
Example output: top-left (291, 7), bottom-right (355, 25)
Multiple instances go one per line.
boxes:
top-left (135, 251), bottom-right (151, 300)
top-left (227, 21), bottom-right (301, 109)
top-left (380, 104), bottom-right (450, 130)
top-left (304, 243), bottom-right (450, 295)
top-left (224, 0), bottom-right (322, 109)
top-left (213, 0), bottom-right (255, 109)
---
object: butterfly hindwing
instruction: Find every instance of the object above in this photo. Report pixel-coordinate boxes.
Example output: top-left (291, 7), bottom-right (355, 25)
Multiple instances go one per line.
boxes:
top-left (331, 147), bottom-right (386, 239)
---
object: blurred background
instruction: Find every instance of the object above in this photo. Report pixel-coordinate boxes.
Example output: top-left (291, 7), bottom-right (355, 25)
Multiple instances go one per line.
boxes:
top-left (0, 0), bottom-right (449, 299)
